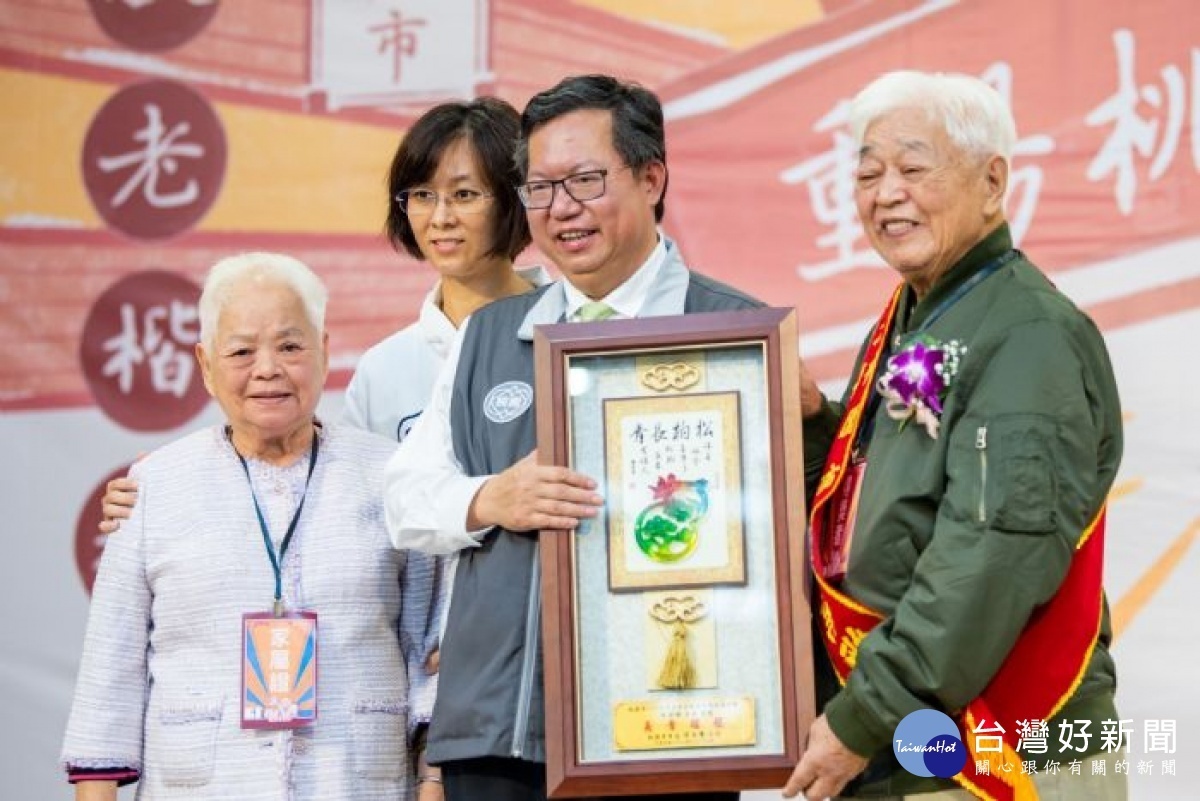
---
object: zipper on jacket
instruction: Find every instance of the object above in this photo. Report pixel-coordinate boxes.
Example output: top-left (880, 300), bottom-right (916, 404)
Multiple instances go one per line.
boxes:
top-left (510, 551), bottom-right (542, 759)
top-left (975, 425), bottom-right (988, 523)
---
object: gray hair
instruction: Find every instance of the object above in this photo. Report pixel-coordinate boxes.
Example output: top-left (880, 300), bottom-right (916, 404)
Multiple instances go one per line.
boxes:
top-left (848, 70), bottom-right (1016, 165)
top-left (198, 252), bottom-right (327, 351)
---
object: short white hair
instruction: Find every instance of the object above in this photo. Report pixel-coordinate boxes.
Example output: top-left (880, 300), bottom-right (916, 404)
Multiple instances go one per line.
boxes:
top-left (848, 70), bottom-right (1016, 164)
top-left (198, 252), bottom-right (327, 351)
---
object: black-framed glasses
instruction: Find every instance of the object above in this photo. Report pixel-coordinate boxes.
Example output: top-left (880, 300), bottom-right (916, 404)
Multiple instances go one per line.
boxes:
top-left (394, 187), bottom-right (493, 216)
top-left (517, 169), bottom-right (614, 209)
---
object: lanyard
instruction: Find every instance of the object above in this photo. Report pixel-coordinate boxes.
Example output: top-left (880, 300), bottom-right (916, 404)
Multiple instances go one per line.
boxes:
top-left (909, 249), bottom-right (1018, 337)
top-left (858, 249), bottom-right (1017, 449)
top-left (233, 430), bottom-right (320, 616)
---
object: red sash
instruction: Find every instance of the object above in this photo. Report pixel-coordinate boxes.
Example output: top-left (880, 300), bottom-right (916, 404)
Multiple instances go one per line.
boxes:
top-left (809, 286), bottom-right (1107, 801)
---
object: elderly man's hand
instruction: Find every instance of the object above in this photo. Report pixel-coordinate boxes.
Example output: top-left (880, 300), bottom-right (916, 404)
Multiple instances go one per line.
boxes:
top-left (468, 451), bottom-right (602, 533)
top-left (783, 714), bottom-right (870, 800)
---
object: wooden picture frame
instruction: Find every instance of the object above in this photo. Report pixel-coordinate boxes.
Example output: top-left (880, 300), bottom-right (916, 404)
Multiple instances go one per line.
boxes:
top-left (534, 307), bottom-right (815, 797)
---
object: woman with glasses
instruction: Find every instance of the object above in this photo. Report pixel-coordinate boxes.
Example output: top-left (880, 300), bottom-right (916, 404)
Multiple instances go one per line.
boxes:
top-left (350, 98), bottom-right (548, 796)
top-left (347, 97), bottom-right (545, 442)
top-left (94, 98), bottom-right (548, 799)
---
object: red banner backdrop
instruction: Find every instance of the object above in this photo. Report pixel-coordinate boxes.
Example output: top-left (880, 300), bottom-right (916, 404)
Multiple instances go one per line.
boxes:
top-left (660, 0), bottom-right (1199, 374)
top-left (1, 2), bottom-right (1197, 799)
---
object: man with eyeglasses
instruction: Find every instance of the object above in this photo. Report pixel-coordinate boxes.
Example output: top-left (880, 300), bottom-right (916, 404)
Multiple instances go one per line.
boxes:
top-left (384, 74), bottom-right (760, 801)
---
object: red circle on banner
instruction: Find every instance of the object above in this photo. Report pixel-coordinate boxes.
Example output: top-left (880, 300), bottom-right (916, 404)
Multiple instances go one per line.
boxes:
top-left (87, 0), bottom-right (220, 53)
top-left (82, 79), bottom-right (226, 241)
top-left (75, 464), bottom-right (135, 596)
top-left (80, 269), bottom-right (210, 431)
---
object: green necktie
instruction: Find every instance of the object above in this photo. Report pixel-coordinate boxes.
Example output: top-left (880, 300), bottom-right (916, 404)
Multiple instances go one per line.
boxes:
top-left (576, 301), bottom-right (617, 322)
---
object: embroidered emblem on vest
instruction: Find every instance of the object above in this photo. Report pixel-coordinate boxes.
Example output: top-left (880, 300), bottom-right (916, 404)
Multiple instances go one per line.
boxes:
top-left (483, 381), bottom-right (533, 424)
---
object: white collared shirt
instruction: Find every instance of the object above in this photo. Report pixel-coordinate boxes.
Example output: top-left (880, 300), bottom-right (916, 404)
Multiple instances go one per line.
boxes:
top-left (561, 236), bottom-right (667, 321)
top-left (343, 266), bottom-right (550, 656)
top-left (342, 266), bottom-right (549, 442)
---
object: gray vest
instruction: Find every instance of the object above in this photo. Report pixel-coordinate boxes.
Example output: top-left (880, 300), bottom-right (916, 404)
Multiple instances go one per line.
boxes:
top-left (429, 273), bottom-right (762, 764)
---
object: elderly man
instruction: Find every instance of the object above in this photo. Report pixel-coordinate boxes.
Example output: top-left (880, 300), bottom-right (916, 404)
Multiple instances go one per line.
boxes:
top-left (784, 71), bottom-right (1125, 800)
top-left (383, 75), bottom-right (759, 801)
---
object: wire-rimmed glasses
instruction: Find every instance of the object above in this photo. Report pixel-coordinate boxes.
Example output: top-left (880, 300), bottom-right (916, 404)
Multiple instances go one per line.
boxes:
top-left (395, 187), bottom-right (494, 216)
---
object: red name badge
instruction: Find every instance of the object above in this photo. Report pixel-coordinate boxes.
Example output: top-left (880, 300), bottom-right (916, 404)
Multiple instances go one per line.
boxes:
top-left (241, 612), bottom-right (318, 729)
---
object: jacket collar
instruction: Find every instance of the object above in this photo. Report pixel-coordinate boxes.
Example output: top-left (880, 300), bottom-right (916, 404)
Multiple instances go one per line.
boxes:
top-left (903, 222), bottom-right (1013, 334)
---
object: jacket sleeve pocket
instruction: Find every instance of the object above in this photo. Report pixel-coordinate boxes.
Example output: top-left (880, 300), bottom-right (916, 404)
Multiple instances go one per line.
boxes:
top-left (989, 414), bottom-right (1059, 534)
top-left (151, 697), bottom-right (223, 787)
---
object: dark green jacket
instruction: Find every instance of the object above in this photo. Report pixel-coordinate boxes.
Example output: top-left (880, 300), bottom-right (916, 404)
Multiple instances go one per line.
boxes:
top-left (803, 224), bottom-right (1123, 795)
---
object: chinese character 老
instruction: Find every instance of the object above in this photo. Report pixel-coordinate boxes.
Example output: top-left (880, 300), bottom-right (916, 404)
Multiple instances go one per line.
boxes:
top-left (97, 104), bottom-right (205, 210)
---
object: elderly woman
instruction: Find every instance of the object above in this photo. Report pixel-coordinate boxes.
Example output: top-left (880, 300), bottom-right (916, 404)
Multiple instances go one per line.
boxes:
top-left (92, 98), bottom-right (545, 798)
top-left (784, 72), bottom-right (1125, 800)
top-left (62, 253), bottom-right (431, 800)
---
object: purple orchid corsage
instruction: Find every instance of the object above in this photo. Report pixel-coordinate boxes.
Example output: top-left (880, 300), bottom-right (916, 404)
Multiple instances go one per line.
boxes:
top-left (876, 335), bottom-right (967, 439)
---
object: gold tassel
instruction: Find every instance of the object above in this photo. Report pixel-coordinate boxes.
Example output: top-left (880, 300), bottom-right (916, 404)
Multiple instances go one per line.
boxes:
top-left (657, 620), bottom-right (697, 689)
top-left (649, 594), bottom-right (705, 691)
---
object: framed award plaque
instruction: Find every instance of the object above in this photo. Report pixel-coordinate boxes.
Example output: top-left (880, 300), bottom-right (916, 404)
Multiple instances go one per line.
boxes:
top-left (533, 307), bottom-right (815, 797)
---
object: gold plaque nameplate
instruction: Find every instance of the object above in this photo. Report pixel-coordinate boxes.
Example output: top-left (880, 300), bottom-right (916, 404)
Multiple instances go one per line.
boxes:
top-left (613, 696), bottom-right (756, 751)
